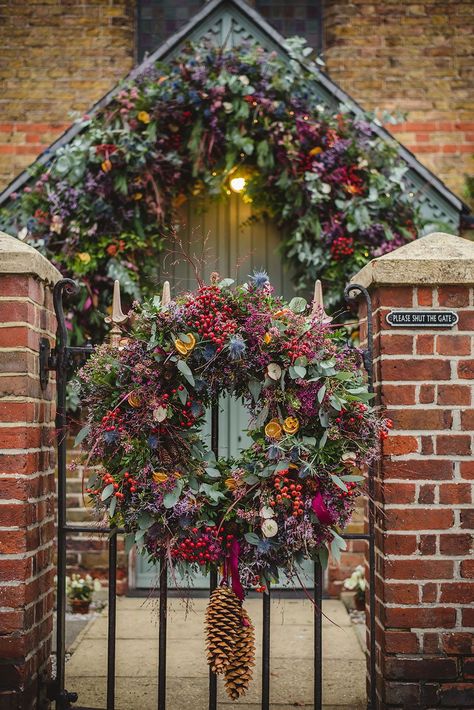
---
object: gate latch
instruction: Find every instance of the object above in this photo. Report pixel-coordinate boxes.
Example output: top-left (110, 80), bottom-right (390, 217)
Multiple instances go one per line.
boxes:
top-left (39, 338), bottom-right (57, 390)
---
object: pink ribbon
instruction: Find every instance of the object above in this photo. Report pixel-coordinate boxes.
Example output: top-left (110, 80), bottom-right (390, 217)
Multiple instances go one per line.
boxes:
top-left (229, 538), bottom-right (245, 602)
top-left (312, 492), bottom-right (335, 525)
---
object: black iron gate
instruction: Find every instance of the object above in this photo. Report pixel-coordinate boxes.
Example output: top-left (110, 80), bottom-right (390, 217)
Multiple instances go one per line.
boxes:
top-left (42, 278), bottom-right (376, 710)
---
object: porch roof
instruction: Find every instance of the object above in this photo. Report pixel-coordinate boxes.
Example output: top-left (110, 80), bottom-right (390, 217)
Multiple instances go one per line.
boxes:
top-left (0, 0), bottom-right (469, 229)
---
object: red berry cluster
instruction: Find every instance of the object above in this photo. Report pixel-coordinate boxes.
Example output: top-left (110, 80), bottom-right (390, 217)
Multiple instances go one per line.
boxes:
top-left (336, 481), bottom-right (358, 500)
top-left (101, 409), bottom-right (125, 433)
top-left (186, 286), bottom-right (237, 352)
top-left (269, 471), bottom-right (304, 517)
top-left (87, 471), bottom-right (138, 501)
top-left (171, 526), bottom-right (229, 565)
top-left (380, 418), bottom-right (394, 440)
top-left (283, 333), bottom-right (312, 363)
top-left (335, 403), bottom-right (367, 427)
top-left (251, 575), bottom-right (266, 593)
top-left (330, 235), bottom-right (354, 260)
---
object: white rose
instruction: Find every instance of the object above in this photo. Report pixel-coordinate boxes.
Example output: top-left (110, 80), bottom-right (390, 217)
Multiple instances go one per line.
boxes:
top-left (262, 519), bottom-right (278, 538)
top-left (223, 102), bottom-right (233, 113)
top-left (239, 75), bottom-right (250, 86)
top-left (259, 506), bottom-right (274, 519)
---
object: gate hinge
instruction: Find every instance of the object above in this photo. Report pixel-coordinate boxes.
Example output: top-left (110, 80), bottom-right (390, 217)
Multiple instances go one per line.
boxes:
top-left (39, 338), bottom-right (57, 390)
top-left (46, 678), bottom-right (78, 708)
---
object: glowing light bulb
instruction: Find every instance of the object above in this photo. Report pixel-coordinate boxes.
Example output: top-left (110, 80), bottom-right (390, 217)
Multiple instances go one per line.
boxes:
top-left (229, 177), bottom-right (246, 193)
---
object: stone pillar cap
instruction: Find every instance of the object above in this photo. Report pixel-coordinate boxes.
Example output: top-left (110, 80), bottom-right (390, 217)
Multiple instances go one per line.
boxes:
top-left (351, 232), bottom-right (474, 288)
top-left (0, 230), bottom-right (61, 284)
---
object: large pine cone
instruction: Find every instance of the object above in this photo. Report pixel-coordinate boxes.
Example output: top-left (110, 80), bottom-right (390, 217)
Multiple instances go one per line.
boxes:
top-left (224, 607), bottom-right (256, 700)
top-left (205, 586), bottom-right (242, 674)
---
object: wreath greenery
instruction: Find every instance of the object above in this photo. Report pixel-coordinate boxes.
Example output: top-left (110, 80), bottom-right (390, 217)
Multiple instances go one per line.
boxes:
top-left (1, 39), bottom-right (424, 344)
top-left (79, 273), bottom-right (390, 595)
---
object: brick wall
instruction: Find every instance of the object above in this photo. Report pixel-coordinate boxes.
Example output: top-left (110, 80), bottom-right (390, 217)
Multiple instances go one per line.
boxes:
top-left (0, 232), bottom-right (60, 709)
top-left (0, 0), bottom-right (135, 190)
top-left (353, 233), bottom-right (474, 708)
top-left (323, 0), bottom-right (474, 196)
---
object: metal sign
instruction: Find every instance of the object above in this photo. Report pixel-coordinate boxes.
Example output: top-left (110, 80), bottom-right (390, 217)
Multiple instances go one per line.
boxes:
top-left (386, 309), bottom-right (458, 328)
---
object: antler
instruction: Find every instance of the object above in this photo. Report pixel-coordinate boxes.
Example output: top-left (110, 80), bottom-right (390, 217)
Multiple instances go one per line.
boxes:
top-left (105, 279), bottom-right (129, 346)
top-left (310, 280), bottom-right (333, 323)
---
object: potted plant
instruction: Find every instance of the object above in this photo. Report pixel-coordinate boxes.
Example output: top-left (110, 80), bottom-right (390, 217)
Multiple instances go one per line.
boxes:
top-left (66, 574), bottom-right (101, 614)
top-left (343, 565), bottom-right (366, 611)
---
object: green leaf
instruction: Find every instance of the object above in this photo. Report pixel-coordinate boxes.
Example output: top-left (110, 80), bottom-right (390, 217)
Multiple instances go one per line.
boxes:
top-left (319, 430), bottom-right (328, 449)
top-left (330, 531), bottom-right (347, 563)
top-left (163, 481), bottom-right (183, 508)
top-left (317, 546), bottom-right (329, 570)
top-left (243, 473), bottom-right (259, 484)
top-left (124, 533), bottom-right (135, 555)
top-left (205, 467), bottom-right (221, 479)
top-left (248, 379), bottom-right (262, 403)
top-left (74, 425), bottom-right (91, 447)
top-left (275, 460), bottom-right (290, 473)
top-left (108, 496), bottom-right (117, 517)
top-left (331, 474), bottom-right (348, 492)
top-left (288, 296), bottom-right (307, 313)
top-left (138, 512), bottom-right (154, 530)
top-left (245, 532), bottom-right (261, 546)
top-left (293, 365), bottom-right (306, 378)
top-left (177, 359), bottom-right (195, 387)
top-left (101, 484), bottom-right (114, 501)
top-left (177, 386), bottom-right (188, 405)
top-left (340, 474), bottom-right (365, 482)
top-left (219, 278), bottom-right (234, 289)
top-left (317, 384), bottom-right (326, 403)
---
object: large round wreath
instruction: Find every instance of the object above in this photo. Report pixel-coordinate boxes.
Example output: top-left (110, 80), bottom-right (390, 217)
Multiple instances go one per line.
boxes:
top-left (79, 273), bottom-right (390, 594)
top-left (2, 39), bottom-right (423, 343)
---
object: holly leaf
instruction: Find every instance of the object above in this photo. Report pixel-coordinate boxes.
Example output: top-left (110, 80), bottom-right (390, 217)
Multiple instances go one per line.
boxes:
top-left (177, 359), bottom-right (195, 386)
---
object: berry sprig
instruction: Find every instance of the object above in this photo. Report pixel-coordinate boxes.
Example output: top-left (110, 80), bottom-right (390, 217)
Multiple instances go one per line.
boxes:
top-left (185, 286), bottom-right (237, 352)
top-left (171, 526), bottom-right (230, 565)
top-left (269, 470), bottom-right (304, 517)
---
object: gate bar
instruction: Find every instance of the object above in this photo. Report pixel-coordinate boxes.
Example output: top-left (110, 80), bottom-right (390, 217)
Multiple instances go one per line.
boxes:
top-left (107, 532), bottom-right (118, 709)
top-left (208, 403), bottom-right (219, 710)
top-left (158, 549), bottom-right (168, 710)
top-left (261, 584), bottom-right (271, 710)
top-left (313, 562), bottom-right (323, 710)
top-left (344, 283), bottom-right (376, 710)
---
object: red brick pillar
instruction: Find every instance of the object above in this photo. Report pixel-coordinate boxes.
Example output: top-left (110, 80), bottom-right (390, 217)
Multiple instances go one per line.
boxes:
top-left (352, 232), bottom-right (474, 709)
top-left (0, 232), bottom-right (60, 708)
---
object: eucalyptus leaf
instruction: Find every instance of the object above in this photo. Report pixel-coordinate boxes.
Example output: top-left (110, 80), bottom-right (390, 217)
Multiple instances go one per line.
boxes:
top-left (245, 532), bottom-right (261, 546)
top-left (163, 481), bottom-right (183, 508)
top-left (177, 359), bottom-right (195, 387)
top-left (74, 424), bottom-right (91, 447)
top-left (248, 379), bottom-right (262, 403)
top-left (331, 474), bottom-right (348, 492)
top-left (288, 296), bottom-right (307, 313)
top-left (100, 483), bottom-right (114, 501)
top-left (205, 467), bottom-right (221, 479)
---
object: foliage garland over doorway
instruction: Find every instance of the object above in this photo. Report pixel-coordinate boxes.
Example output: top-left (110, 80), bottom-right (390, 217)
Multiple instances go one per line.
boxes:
top-left (1, 39), bottom-right (424, 340)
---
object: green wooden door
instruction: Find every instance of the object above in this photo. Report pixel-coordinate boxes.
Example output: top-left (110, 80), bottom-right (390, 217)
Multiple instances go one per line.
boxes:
top-left (135, 195), bottom-right (314, 589)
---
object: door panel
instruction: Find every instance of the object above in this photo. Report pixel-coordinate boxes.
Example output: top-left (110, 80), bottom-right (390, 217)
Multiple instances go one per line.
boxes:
top-left (135, 195), bottom-right (314, 589)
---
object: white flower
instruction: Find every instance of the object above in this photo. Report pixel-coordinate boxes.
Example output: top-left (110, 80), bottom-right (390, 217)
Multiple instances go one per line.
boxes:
top-left (153, 406), bottom-right (167, 422)
top-left (320, 183), bottom-right (331, 194)
top-left (239, 75), bottom-right (250, 86)
top-left (259, 506), bottom-right (274, 519)
top-left (267, 363), bottom-right (282, 381)
top-left (261, 518), bottom-right (278, 538)
top-left (223, 102), bottom-right (233, 113)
